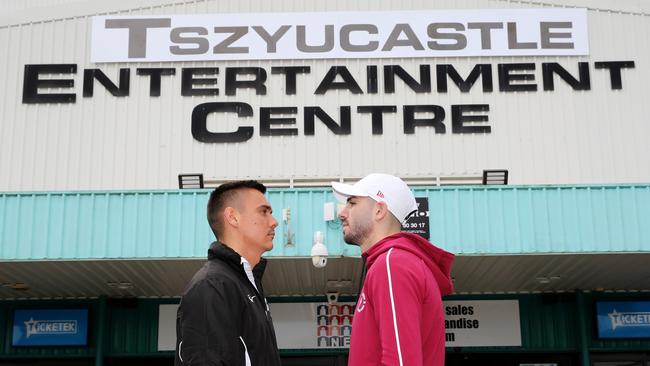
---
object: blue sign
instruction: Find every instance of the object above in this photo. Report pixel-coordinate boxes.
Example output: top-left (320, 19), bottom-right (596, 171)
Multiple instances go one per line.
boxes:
top-left (12, 309), bottom-right (89, 346)
top-left (596, 301), bottom-right (650, 339)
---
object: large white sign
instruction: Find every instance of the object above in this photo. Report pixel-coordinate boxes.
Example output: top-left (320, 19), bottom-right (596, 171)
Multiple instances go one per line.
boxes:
top-left (157, 304), bottom-right (178, 351)
top-left (92, 9), bottom-right (588, 62)
top-left (158, 301), bottom-right (522, 349)
top-left (444, 300), bottom-right (522, 347)
top-left (156, 302), bottom-right (355, 351)
top-left (271, 302), bottom-right (355, 349)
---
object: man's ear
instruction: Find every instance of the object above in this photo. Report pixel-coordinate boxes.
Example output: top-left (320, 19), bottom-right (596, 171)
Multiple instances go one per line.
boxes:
top-left (224, 206), bottom-right (239, 228)
top-left (375, 201), bottom-right (390, 221)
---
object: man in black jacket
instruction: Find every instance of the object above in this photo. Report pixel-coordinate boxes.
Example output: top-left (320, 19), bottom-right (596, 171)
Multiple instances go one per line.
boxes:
top-left (175, 180), bottom-right (281, 366)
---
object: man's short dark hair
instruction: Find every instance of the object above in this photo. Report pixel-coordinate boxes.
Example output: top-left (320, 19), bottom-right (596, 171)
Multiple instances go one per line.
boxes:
top-left (207, 180), bottom-right (267, 239)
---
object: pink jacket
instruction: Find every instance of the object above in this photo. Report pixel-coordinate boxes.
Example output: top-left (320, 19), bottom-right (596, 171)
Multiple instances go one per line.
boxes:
top-left (348, 233), bottom-right (454, 366)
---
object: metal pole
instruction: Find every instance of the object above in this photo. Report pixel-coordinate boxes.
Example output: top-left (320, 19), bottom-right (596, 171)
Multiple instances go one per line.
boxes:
top-left (576, 290), bottom-right (591, 366)
top-left (95, 296), bottom-right (107, 366)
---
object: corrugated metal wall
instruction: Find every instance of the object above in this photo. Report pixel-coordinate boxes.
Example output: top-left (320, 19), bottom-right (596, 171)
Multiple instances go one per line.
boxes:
top-left (420, 184), bottom-right (650, 254)
top-left (1, 0), bottom-right (649, 191)
top-left (1, 184), bottom-right (648, 260)
top-left (106, 299), bottom-right (161, 356)
top-left (0, 191), bottom-right (214, 260)
top-left (519, 293), bottom-right (578, 351)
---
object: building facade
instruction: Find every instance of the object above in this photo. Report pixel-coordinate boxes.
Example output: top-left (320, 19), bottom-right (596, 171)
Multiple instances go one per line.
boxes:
top-left (1, 0), bottom-right (649, 365)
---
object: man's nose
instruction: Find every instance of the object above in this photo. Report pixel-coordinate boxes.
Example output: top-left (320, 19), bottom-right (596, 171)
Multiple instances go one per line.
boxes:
top-left (339, 207), bottom-right (348, 220)
top-left (270, 216), bottom-right (278, 228)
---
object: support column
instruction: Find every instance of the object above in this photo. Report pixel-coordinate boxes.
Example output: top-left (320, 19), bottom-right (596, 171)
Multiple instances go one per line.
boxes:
top-left (576, 290), bottom-right (591, 366)
top-left (95, 296), bottom-right (107, 366)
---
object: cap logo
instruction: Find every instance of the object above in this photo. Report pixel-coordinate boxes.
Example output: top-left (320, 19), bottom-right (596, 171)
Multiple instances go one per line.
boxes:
top-left (376, 190), bottom-right (385, 198)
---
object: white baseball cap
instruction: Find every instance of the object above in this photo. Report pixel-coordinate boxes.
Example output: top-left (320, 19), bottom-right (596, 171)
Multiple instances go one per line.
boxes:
top-left (331, 173), bottom-right (418, 224)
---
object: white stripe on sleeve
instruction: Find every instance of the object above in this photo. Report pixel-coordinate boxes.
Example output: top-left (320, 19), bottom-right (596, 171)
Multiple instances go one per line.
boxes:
top-left (386, 247), bottom-right (404, 366)
top-left (239, 336), bottom-right (252, 366)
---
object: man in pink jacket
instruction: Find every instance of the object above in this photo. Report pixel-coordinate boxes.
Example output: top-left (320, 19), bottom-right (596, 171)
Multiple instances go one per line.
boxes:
top-left (331, 173), bottom-right (454, 366)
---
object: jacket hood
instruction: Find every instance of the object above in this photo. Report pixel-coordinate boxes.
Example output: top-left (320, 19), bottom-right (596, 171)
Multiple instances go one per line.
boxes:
top-left (207, 241), bottom-right (268, 279)
top-left (363, 232), bottom-right (454, 295)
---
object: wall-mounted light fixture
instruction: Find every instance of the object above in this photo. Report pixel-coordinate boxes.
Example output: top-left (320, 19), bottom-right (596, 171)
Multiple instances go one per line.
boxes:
top-left (535, 276), bottom-right (561, 285)
top-left (107, 281), bottom-right (134, 290)
top-left (482, 170), bottom-right (508, 185)
top-left (2, 282), bottom-right (30, 291)
top-left (178, 174), bottom-right (204, 189)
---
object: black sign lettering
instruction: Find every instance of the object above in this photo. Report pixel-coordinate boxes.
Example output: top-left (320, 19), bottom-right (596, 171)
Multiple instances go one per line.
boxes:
top-left (542, 62), bottom-right (590, 91)
top-left (260, 107), bottom-right (298, 136)
top-left (191, 102), bottom-right (254, 143)
top-left (83, 69), bottom-right (130, 97)
top-left (595, 61), bottom-right (635, 90)
top-left (357, 105), bottom-right (397, 135)
top-left (452, 104), bottom-right (490, 134)
top-left (181, 68), bottom-right (219, 96)
top-left (22, 64), bottom-right (76, 103)
top-left (304, 106), bottom-right (351, 135)
top-left (384, 65), bottom-right (431, 93)
top-left (436, 64), bottom-right (493, 93)
top-left (315, 66), bottom-right (363, 94)
top-left (225, 67), bottom-right (267, 96)
top-left (403, 105), bottom-right (446, 134)
top-left (271, 66), bottom-right (310, 95)
top-left (136, 68), bottom-right (175, 97)
top-left (498, 63), bottom-right (537, 92)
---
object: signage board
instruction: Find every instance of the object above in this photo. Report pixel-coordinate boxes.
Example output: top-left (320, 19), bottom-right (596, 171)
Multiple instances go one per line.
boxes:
top-left (597, 301), bottom-right (650, 338)
top-left (444, 300), bottom-right (522, 347)
top-left (158, 300), bottom-right (522, 349)
top-left (402, 197), bottom-right (430, 239)
top-left (158, 304), bottom-right (179, 351)
top-left (91, 9), bottom-right (589, 63)
top-left (12, 309), bottom-right (89, 346)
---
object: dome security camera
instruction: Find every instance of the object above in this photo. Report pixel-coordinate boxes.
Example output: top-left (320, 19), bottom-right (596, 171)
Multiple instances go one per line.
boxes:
top-left (312, 254), bottom-right (327, 268)
top-left (311, 231), bottom-right (328, 268)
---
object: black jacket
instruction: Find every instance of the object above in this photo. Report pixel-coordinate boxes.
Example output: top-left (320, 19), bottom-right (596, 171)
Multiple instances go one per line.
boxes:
top-left (175, 242), bottom-right (281, 366)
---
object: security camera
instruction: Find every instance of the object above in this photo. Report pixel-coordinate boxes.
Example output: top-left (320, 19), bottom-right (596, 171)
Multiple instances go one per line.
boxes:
top-left (311, 231), bottom-right (328, 268)
top-left (312, 255), bottom-right (327, 268)
top-left (327, 291), bottom-right (339, 304)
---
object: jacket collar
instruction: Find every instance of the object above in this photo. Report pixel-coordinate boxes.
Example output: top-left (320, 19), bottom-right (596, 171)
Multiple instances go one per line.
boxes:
top-left (207, 241), bottom-right (267, 279)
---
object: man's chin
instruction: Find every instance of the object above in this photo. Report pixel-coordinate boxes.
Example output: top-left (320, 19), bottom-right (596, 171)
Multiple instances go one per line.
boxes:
top-left (343, 236), bottom-right (360, 246)
top-left (262, 241), bottom-right (274, 252)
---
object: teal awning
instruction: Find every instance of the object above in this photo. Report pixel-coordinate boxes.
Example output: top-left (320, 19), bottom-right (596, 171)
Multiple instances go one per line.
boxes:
top-left (1, 185), bottom-right (649, 260)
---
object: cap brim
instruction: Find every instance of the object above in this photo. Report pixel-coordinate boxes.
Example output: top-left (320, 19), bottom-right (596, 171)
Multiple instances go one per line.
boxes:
top-left (331, 181), bottom-right (369, 203)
